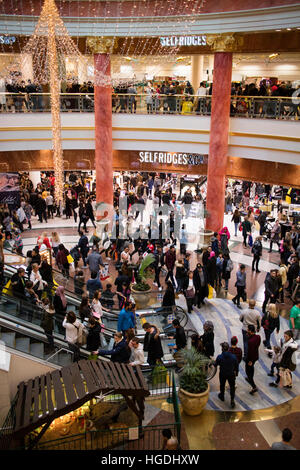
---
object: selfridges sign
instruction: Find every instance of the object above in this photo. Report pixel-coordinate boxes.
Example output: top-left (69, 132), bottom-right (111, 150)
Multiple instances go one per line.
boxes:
top-left (138, 151), bottom-right (207, 166)
top-left (160, 36), bottom-right (207, 47)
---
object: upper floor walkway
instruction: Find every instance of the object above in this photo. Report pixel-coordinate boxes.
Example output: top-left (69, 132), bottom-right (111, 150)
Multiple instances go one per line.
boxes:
top-left (0, 103), bottom-right (299, 167)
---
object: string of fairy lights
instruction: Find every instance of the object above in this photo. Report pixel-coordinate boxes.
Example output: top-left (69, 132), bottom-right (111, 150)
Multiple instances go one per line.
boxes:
top-left (0, 0), bottom-right (207, 203)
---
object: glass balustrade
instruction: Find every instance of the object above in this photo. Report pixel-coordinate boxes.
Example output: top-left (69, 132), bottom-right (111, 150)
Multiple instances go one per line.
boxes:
top-left (0, 93), bottom-right (298, 120)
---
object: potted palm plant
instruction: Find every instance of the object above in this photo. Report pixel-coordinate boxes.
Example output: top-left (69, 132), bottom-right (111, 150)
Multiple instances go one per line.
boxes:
top-left (131, 253), bottom-right (155, 308)
top-left (178, 347), bottom-right (210, 416)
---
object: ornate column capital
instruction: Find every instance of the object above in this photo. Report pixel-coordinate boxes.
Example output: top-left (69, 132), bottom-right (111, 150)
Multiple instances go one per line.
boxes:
top-left (87, 37), bottom-right (118, 54)
top-left (206, 33), bottom-right (244, 52)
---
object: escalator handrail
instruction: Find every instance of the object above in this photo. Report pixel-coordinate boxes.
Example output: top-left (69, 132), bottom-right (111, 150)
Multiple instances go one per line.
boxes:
top-left (3, 262), bottom-right (188, 324)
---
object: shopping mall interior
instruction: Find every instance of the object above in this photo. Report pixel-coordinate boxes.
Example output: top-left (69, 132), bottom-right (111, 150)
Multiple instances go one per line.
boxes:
top-left (0, 0), bottom-right (300, 455)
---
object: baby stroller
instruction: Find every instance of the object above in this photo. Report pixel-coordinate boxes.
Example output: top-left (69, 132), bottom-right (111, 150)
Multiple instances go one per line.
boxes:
top-left (264, 217), bottom-right (275, 241)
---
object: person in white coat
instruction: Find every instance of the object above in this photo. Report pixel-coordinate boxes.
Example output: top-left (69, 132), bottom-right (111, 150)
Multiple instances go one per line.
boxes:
top-left (62, 311), bottom-right (86, 362)
top-left (128, 337), bottom-right (145, 366)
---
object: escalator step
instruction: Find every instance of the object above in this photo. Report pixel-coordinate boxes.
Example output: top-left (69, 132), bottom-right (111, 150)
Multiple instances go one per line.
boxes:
top-left (58, 352), bottom-right (73, 366)
top-left (1, 332), bottom-right (16, 348)
top-left (30, 342), bottom-right (45, 358)
top-left (15, 337), bottom-right (30, 353)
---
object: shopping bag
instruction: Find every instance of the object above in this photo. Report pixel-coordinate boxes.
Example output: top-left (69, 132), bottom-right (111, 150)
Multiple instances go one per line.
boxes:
top-left (67, 254), bottom-right (74, 264)
top-left (151, 361), bottom-right (168, 386)
top-left (2, 280), bottom-right (13, 296)
top-left (248, 234), bottom-right (253, 247)
top-left (208, 284), bottom-right (214, 299)
top-left (51, 278), bottom-right (59, 295)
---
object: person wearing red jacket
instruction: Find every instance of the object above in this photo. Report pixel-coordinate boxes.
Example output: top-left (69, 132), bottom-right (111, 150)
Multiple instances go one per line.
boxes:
top-left (165, 245), bottom-right (176, 287)
top-left (245, 324), bottom-right (261, 395)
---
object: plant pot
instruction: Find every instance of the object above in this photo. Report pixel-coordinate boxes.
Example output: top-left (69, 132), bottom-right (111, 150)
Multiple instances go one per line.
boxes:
top-left (198, 229), bottom-right (214, 250)
top-left (131, 285), bottom-right (152, 309)
top-left (178, 383), bottom-right (210, 416)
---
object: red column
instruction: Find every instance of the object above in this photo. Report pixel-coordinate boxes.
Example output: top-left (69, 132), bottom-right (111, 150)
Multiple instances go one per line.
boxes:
top-left (205, 52), bottom-right (232, 233)
top-left (94, 53), bottom-right (113, 209)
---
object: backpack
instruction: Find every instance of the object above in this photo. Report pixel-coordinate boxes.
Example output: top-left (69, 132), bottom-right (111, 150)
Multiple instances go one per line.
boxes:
top-left (289, 345), bottom-right (298, 372)
top-left (226, 259), bottom-right (234, 272)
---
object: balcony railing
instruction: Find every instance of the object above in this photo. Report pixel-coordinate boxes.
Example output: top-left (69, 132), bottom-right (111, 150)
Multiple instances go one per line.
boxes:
top-left (0, 92), bottom-right (299, 120)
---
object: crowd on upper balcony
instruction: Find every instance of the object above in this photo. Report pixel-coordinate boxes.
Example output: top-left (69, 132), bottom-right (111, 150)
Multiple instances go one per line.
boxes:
top-left (0, 72), bottom-right (299, 117)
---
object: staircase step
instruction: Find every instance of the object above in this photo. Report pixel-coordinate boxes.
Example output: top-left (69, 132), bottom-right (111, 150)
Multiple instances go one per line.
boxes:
top-left (15, 337), bottom-right (30, 354)
top-left (1, 332), bottom-right (16, 348)
top-left (30, 342), bottom-right (45, 358)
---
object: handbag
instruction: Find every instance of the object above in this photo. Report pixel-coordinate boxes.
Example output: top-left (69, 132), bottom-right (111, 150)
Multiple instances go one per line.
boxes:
top-left (248, 234), bottom-right (253, 247)
top-left (74, 323), bottom-right (87, 346)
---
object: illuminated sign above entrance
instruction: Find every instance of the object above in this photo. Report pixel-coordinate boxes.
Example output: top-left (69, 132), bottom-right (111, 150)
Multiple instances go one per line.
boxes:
top-left (160, 36), bottom-right (207, 47)
top-left (138, 151), bottom-right (207, 166)
top-left (0, 36), bottom-right (16, 45)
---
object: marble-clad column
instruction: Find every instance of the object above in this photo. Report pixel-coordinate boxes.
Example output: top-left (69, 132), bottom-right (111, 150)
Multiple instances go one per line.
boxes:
top-left (87, 37), bottom-right (116, 212)
top-left (94, 52), bottom-right (113, 207)
top-left (205, 51), bottom-right (232, 232)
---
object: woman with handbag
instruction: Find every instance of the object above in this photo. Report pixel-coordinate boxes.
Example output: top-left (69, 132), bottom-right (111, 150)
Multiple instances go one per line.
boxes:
top-left (183, 271), bottom-right (195, 313)
top-left (262, 303), bottom-right (280, 351)
top-left (29, 263), bottom-right (47, 300)
top-left (56, 244), bottom-right (70, 279)
top-left (91, 290), bottom-right (110, 321)
top-left (63, 311), bottom-right (86, 362)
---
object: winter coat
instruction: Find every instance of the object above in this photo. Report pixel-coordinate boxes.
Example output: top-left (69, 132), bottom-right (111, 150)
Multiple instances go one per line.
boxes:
top-left (99, 338), bottom-right (130, 363)
top-left (86, 322), bottom-right (101, 352)
top-left (117, 308), bottom-right (135, 332)
top-left (215, 351), bottom-right (238, 376)
top-left (279, 337), bottom-right (298, 371)
top-left (264, 273), bottom-right (280, 296)
top-left (143, 327), bottom-right (164, 363)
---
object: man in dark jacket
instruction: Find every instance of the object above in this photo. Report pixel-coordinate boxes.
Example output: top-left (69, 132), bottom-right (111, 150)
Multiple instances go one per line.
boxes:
top-left (35, 194), bottom-right (47, 223)
top-left (215, 342), bottom-right (239, 408)
top-left (98, 332), bottom-right (130, 363)
top-left (251, 236), bottom-right (263, 273)
top-left (11, 268), bottom-right (26, 298)
top-left (257, 211), bottom-right (267, 236)
top-left (170, 319), bottom-right (187, 351)
top-left (287, 256), bottom-right (300, 294)
top-left (245, 324), bottom-right (261, 395)
top-left (143, 322), bottom-right (164, 366)
top-left (78, 231), bottom-right (89, 267)
top-left (153, 245), bottom-right (164, 290)
top-left (193, 264), bottom-right (209, 307)
top-left (262, 269), bottom-right (280, 313)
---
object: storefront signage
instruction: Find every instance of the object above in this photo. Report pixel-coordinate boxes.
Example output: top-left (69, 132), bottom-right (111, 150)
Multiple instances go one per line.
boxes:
top-left (0, 36), bottom-right (16, 45)
top-left (160, 36), bottom-right (207, 47)
top-left (138, 151), bottom-right (206, 166)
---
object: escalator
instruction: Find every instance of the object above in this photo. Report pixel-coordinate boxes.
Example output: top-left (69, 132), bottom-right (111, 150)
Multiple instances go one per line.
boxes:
top-left (2, 252), bottom-right (188, 368)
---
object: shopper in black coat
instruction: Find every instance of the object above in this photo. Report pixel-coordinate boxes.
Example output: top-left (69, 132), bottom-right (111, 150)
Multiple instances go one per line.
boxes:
top-left (143, 322), bottom-right (164, 366)
top-left (200, 321), bottom-right (215, 358)
top-left (193, 264), bottom-right (209, 307)
top-left (162, 281), bottom-right (176, 311)
top-left (98, 332), bottom-right (130, 363)
top-left (86, 317), bottom-right (101, 352)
